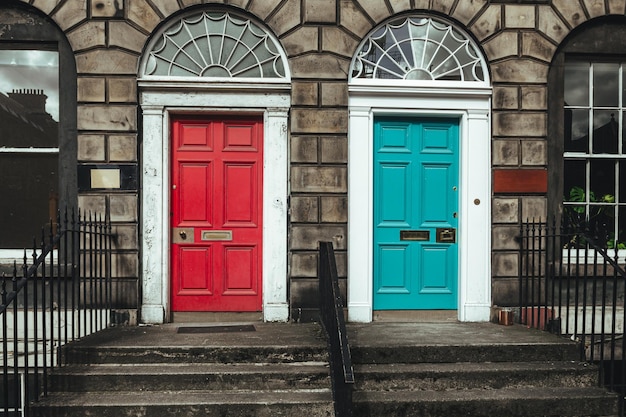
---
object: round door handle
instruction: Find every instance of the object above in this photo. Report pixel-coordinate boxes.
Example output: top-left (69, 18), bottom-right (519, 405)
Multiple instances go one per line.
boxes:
top-left (179, 231), bottom-right (187, 240)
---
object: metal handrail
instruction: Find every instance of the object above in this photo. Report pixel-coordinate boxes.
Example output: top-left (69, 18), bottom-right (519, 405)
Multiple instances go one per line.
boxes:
top-left (318, 241), bottom-right (354, 417)
top-left (0, 208), bottom-right (113, 416)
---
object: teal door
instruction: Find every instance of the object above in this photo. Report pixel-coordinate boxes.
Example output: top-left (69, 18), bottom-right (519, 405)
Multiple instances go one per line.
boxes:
top-left (373, 116), bottom-right (459, 310)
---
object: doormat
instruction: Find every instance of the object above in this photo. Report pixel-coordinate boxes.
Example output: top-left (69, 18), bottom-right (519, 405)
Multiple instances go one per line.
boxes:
top-left (177, 324), bottom-right (256, 334)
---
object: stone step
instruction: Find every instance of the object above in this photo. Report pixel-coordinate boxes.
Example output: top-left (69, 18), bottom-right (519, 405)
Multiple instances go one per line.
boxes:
top-left (60, 345), bottom-right (328, 365)
top-left (353, 386), bottom-right (619, 417)
top-left (50, 362), bottom-right (330, 392)
top-left (350, 341), bottom-right (581, 364)
top-left (29, 390), bottom-right (334, 417)
top-left (354, 361), bottom-right (598, 391)
top-left (32, 323), bottom-right (620, 417)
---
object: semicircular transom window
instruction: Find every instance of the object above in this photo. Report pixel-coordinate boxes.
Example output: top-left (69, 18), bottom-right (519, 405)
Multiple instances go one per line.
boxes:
top-left (144, 11), bottom-right (288, 79)
top-left (351, 16), bottom-right (486, 82)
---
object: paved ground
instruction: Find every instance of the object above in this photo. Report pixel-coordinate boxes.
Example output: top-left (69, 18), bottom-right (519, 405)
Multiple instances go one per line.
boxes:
top-left (73, 320), bottom-right (570, 350)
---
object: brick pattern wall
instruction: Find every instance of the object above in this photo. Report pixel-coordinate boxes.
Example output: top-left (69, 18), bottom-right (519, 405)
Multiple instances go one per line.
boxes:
top-left (18, 0), bottom-right (626, 318)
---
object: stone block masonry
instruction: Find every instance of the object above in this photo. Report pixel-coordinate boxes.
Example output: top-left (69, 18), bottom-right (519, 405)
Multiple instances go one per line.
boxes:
top-left (6, 0), bottom-right (622, 319)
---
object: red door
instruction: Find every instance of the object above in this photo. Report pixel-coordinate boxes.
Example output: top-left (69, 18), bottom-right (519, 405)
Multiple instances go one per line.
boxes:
top-left (171, 116), bottom-right (263, 312)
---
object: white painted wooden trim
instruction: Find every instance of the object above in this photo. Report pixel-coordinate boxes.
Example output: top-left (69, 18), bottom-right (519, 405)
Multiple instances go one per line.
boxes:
top-left (139, 86), bottom-right (290, 324)
top-left (347, 85), bottom-right (492, 323)
top-left (0, 148), bottom-right (59, 153)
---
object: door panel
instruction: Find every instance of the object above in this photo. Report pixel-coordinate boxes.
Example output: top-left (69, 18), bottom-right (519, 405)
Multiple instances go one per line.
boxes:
top-left (171, 116), bottom-right (263, 312)
top-left (224, 163), bottom-right (256, 225)
top-left (179, 163), bottom-right (212, 223)
top-left (177, 247), bottom-right (212, 294)
top-left (374, 117), bottom-right (459, 310)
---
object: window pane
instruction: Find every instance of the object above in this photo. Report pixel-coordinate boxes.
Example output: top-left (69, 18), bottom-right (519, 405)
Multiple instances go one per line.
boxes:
top-left (618, 205), bottom-right (626, 247)
top-left (589, 203), bottom-right (615, 245)
top-left (590, 159), bottom-right (616, 200)
top-left (618, 161), bottom-right (626, 203)
top-left (623, 68), bottom-right (626, 107)
top-left (0, 50), bottom-right (59, 148)
top-left (564, 109), bottom-right (589, 152)
top-left (623, 111), bottom-right (626, 154)
top-left (0, 154), bottom-right (58, 248)
top-left (564, 62), bottom-right (589, 106)
top-left (563, 159), bottom-right (587, 200)
top-left (593, 63), bottom-right (619, 107)
top-left (563, 205), bottom-right (586, 229)
top-left (592, 110), bottom-right (619, 154)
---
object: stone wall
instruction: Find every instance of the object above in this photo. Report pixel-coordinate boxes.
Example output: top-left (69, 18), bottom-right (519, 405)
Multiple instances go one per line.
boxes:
top-left (12, 0), bottom-right (626, 319)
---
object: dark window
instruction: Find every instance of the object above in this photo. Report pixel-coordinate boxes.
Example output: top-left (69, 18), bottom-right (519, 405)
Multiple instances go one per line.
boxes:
top-left (549, 17), bottom-right (626, 249)
top-left (563, 61), bottom-right (626, 248)
top-left (0, 49), bottom-right (59, 248)
top-left (0, 4), bottom-right (76, 250)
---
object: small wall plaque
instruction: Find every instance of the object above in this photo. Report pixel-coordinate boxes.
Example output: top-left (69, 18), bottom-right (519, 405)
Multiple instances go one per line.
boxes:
top-left (90, 168), bottom-right (120, 189)
top-left (78, 164), bottom-right (138, 191)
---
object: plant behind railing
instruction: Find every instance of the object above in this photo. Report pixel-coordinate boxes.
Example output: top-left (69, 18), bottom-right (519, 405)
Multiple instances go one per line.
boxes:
top-left (318, 241), bottom-right (354, 417)
top-left (519, 218), bottom-right (626, 416)
top-left (0, 208), bottom-right (113, 416)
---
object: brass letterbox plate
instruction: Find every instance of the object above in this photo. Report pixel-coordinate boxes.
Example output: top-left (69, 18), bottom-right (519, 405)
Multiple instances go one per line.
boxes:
top-left (201, 230), bottom-right (233, 241)
top-left (400, 230), bottom-right (430, 241)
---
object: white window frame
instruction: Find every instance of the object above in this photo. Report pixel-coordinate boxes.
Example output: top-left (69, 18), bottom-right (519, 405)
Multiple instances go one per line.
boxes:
top-left (563, 61), bottom-right (626, 256)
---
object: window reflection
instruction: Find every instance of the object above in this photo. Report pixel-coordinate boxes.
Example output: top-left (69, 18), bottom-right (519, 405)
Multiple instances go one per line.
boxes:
top-left (564, 109), bottom-right (589, 152)
top-left (590, 159), bottom-right (616, 198)
top-left (565, 63), bottom-right (589, 106)
top-left (0, 49), bottom-right (59, 248)
top-left (593, 63), bottom-right (619, 107)
top-left (592, 110), bottom-right (619, 154)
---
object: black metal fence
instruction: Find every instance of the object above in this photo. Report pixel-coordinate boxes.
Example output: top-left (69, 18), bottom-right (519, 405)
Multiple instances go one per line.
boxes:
top-left (0, 208), bottom-right (113, 416)
top-left (318, 241), bottom-right (354, 417)
top-left (519, 218), bottom-right (626, 414)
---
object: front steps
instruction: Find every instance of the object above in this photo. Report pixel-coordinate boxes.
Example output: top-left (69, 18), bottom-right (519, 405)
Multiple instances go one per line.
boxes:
top-left (29, 324), bottom-right (334, 417)
top-left (349, 324), bottom-right (620, 417)
top-left (27, 322), bottom-right (621, 417)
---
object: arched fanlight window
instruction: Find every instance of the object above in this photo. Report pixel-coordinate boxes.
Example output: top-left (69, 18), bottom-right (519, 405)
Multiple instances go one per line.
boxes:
top-left (351, 16), bottom-right (486, 82)
top-left (143, 11), bottom-right (288, 79)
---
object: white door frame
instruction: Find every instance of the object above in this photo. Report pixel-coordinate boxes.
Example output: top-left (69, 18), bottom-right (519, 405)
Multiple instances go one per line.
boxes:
top-left (348, 83), bottom-right (492, 322)
top-left (139, 82), bottom-right (290, 323)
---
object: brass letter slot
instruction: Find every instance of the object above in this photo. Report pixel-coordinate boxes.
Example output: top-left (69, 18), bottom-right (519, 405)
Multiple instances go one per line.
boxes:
top-left (172, 227), bottom-right (194, 244)
top-left (400, 230), bottom-right (430, 241)
top-left (201, 230), bottom-right (233, 241)
top-left (436, 228), bottom-right (456, 243)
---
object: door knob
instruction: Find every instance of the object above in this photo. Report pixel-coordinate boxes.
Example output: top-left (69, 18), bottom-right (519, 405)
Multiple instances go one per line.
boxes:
top-left (172, 228), bottom-right (194, 243)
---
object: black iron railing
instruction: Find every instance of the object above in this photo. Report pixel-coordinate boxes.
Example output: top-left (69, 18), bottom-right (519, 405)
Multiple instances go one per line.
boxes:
top-left (318, 241), bottom-right (354, 417)
top-left (0, 208), bottom-right (113, 416)
top-left (519, 218), bottom-right (626, 415)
